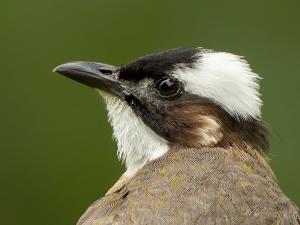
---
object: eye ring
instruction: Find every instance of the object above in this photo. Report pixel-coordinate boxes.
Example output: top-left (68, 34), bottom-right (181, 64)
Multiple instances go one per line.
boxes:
top-left (155, 77), bottom-right (183, 98)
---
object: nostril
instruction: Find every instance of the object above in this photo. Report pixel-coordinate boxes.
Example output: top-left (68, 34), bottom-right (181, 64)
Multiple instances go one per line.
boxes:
top-left (98, 69), bottom-right (112, 75)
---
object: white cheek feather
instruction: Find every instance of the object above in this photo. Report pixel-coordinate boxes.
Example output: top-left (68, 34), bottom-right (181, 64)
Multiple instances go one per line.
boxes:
top-left (174, 51), bottom-right (262, 120)
top-left (98, 91), bottom-right (169, 176)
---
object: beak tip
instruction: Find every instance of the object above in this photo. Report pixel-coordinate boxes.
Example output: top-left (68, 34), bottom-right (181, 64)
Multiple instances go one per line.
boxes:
top-left (53, 64), bottom-right (65, 73)
top-left (52, 66), bottom-right (59, 73)
top-left (53, 62), bottom-right (88, 74)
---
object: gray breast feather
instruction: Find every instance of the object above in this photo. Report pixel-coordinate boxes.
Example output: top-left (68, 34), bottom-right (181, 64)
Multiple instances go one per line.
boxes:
top-left (77, 147), bottom-right (300, 225)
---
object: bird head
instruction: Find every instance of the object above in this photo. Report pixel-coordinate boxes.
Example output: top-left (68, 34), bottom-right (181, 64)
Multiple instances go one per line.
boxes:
top-left (54, 48), bottom-right (268, 175)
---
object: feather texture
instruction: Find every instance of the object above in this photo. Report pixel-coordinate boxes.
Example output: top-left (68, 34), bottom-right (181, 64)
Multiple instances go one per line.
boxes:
top-left (77, 146), bottom-right (299, 225)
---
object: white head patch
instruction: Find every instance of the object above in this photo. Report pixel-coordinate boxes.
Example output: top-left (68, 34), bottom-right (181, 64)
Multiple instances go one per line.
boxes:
top-left (174, 51), bottom-right (262, 119)
top-left (98, 91), bottom-right (168, 175)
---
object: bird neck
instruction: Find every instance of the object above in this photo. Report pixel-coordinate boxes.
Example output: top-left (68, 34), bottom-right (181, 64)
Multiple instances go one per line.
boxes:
top-left (107, 145), bottom-right (276, 196)
top-left (170, 144), bottom-right (274, 179)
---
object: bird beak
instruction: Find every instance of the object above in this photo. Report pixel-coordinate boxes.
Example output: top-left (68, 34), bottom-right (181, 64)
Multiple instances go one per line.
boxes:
top-left (53, 61), bottom-right (129, 99)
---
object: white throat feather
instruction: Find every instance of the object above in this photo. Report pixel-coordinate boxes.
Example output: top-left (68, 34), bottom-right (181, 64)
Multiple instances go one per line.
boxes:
top-left (98, 91), bottom-right (169, 175)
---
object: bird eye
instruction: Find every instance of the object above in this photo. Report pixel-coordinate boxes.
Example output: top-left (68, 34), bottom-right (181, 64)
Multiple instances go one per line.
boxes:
top-left (155, 77), bottom-right (182, 98)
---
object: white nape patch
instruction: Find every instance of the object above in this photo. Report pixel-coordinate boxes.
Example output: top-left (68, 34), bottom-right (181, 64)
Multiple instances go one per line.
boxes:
top-left (174, 52), bottom-right (262, 119)
top-left (97, 91), bottom-right (169, 176)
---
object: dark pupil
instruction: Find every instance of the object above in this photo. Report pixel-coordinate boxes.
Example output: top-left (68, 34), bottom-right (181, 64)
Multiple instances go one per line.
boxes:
top-left (158, 78), bottom-right (178, 96)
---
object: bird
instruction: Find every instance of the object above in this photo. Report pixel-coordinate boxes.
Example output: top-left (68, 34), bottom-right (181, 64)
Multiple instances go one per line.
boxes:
top-left (54, 47), bottom-right (300, 225)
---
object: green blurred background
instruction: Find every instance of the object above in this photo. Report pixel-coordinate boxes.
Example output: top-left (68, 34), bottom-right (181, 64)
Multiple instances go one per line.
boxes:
top-left (1, 0), bottom-right (299, 224)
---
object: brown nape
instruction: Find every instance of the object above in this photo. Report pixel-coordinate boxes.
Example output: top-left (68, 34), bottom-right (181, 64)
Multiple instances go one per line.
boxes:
top-left (165, 101), bottom-right (269, 154)
top-left (140, 94), bottom-right (270, 154)
top-left (218, 112), bottom-right (269, 153)
top-left (131, 92), bottom-right (269, 156)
